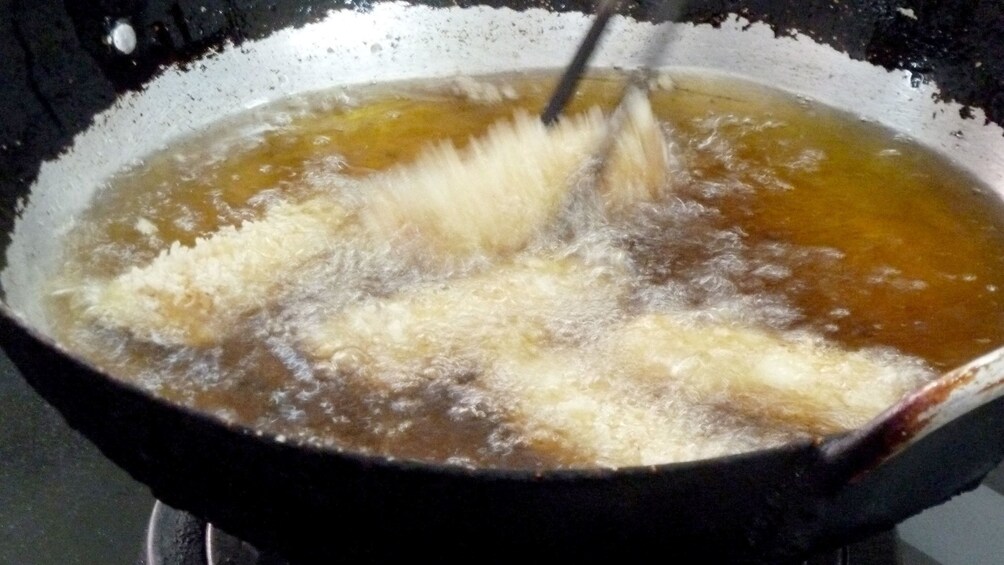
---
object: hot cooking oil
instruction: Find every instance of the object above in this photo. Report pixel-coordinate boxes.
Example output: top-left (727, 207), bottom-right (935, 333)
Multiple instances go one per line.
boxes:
top-left (45, 71), bottom-right (1004, 469)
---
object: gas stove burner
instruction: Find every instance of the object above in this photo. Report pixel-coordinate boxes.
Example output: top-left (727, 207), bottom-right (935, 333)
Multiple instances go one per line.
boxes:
top-left (142, 501), bottom-right (900, 564)
top-left (143, 501), bottom-right (288, 565)
top-left (206, 522), bottom-right (289, 565)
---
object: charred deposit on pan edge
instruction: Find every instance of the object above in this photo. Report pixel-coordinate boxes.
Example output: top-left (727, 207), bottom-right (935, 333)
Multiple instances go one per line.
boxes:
top-left (1, 0), bottom-right (1003, 268)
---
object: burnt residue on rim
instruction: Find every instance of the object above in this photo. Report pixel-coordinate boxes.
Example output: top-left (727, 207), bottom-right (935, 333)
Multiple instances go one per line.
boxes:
top-left (674, 0), bottom-right (1004, 126)
top-left (819, 368), bottom-right (979, 488)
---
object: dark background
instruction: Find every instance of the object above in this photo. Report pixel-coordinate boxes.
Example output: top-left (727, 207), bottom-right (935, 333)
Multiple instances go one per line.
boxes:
top-left (0, 350), bottom-right (151, 564)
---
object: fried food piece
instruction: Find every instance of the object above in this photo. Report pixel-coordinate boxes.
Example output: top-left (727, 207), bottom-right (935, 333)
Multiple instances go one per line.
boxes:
top-left (305, 263), bottom-right (930, 465)
top-left (305, 257), bottom-right (711, 466)
top-left (609, 314), bottom-right (932, 435)
top-left (600, 88), bottom-right (676, 215)
top-left (84, 94), bottom-right (673, 346)
top-left (491, 350), bottom-right (787, 467)
top-left (86, 198), bottom-right (350, 346)
top-left (304, 257), bottom-right (627, 381)
top-left (303, 250), bottom-right (930, 466)
top-left (360, 89), bottom-right (673, 255)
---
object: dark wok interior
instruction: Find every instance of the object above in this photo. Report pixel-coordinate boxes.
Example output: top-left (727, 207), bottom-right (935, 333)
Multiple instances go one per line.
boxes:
top-left (2, 1), bottom-right (1004, 562)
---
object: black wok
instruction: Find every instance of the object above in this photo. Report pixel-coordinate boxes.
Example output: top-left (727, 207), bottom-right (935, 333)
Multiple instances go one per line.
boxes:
top-left (2, 0), bottom-right (1004, 562)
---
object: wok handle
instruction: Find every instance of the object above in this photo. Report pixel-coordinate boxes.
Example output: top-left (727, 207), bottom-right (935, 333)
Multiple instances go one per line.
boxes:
top-left (757, 347), bottom-right (1004, 562)
top-left (818, 345), bottom-right (1004, 488)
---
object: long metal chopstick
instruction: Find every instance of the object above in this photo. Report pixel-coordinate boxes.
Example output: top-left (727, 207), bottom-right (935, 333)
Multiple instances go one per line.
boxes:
top-left (540, 0), bottom-right (624, 126)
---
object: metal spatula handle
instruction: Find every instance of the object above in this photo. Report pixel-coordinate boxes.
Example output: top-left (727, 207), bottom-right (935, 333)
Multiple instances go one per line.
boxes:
top-left (540, 0), bottom-right (623, 126)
